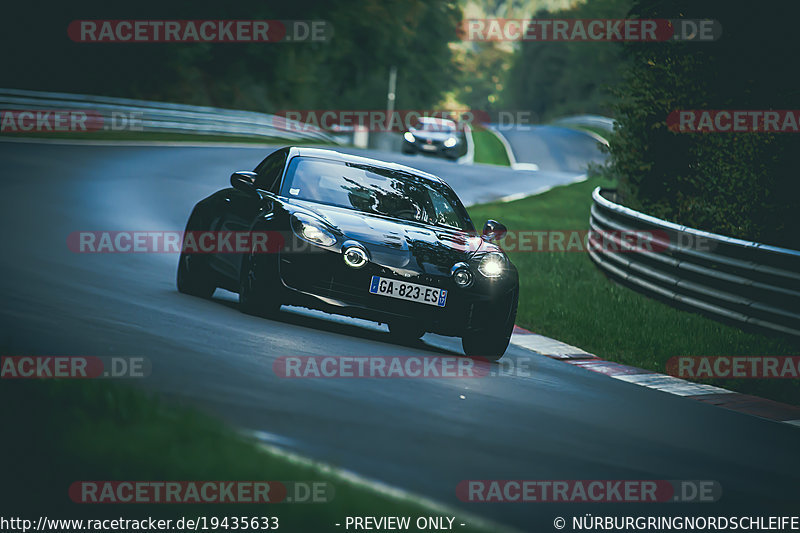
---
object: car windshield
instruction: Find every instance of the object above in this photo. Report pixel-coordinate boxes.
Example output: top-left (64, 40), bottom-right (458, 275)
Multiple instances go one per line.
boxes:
top-left (414, 120), bottom-right (455, 133)
top-left (281, 157), bottom-right (474, 231)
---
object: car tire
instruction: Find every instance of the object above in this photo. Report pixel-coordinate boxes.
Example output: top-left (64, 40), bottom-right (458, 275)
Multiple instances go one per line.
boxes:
top-left (239, 253), bottom-right (281, 317)
top-left (461, 332), bottom-right (511, 361)
top-left (461, 290), bottom-right (518, 361)
top-left (388, 321), bottom-right (425, 340)
top-left (176, 212), bottom-right (216, 298)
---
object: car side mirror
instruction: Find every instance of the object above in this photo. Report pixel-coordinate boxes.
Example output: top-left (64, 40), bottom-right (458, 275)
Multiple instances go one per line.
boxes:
top-left (482, 220), bottom-right (507, 241)
top-left (230, 171), bottom-right (259, 198)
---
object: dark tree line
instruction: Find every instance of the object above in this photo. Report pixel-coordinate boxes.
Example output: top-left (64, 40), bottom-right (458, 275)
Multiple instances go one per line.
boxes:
top-left (2, 0), bottom-right (460, 112)
top-left (501, 0), bottom-right (800, 247)
top-left (502, 0), bottom-right (633, 121)
top-left (606, 0), bottom-right (800, 248)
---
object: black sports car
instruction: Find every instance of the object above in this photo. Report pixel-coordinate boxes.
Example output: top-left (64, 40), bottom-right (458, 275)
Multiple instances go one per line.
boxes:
top-left (177, 147), bottom-right (518, 359)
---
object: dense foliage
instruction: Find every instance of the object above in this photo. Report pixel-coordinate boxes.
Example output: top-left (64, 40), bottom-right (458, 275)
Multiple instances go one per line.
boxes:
top-left (502, 0), bottom-right (633, 121)
top-left (2, 0), bottom-right (461, 112)
top-left (607, 0), bottom-right (800, 248)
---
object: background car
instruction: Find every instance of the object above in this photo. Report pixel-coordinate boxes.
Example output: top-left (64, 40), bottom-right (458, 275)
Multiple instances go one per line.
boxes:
top-left (177, 146), bottom-right (518, 359)
top-left (402, 117), bottom-right (463, 160)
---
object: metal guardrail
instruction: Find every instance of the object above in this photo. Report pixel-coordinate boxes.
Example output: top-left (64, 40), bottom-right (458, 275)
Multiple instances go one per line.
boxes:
top-left (554, 115), bottom-right (615, 133)
top-left (589, 187), bottom-right (800, 337)
top-left (0, 88), bottom-right (341, 144)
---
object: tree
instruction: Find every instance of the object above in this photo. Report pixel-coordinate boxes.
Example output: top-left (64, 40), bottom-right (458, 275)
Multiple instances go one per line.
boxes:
top-left (502, 0), bottom-right (633, 121)
top-left (0, 0), bottom-right (461, 113)
top-left (606, 0), bottom-right (800, 248)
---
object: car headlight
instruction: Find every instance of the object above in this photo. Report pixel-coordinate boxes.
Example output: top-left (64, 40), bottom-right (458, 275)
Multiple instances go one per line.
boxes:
top-left (444, 137), bottom-right (457, 148)
top-left (404, 132), bottom-right (415, 143)
top-left (478, 252), bottom-right (505, 278)
top-left (290, 213), bottom-right (336, 247)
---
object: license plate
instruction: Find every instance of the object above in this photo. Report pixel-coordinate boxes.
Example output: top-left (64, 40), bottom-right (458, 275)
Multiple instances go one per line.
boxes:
top-left (421, 144), bottom-right (437, 151)
top-left (369, 276), bottom-right (447, 307)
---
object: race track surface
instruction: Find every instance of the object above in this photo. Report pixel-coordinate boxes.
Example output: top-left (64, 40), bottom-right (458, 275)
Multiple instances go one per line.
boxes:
top-left (1, 140), bottom-right (797, 531)
top-left (493, 125), bottom-right (607, 172)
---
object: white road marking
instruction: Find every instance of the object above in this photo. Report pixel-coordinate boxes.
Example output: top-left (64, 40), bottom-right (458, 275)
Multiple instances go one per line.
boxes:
top-left (509, 331), bottom-right (595, 359)
top-left (245, 430), bottom-right (521, 533)
top-left (613, 373), bottom-right (733, 396)
top-left (509, 328), bottom-right (799, 428)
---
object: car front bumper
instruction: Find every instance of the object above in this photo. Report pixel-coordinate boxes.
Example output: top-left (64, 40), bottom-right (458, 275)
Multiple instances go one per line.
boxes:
top-left (278, 248), bottom-right (518, 337)
top-left (403, 139), bottom-right (460, 157)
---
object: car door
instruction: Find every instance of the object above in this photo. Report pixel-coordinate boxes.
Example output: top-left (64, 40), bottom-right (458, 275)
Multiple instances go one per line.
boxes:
top-left (210, 149), bottom-right (288, 281)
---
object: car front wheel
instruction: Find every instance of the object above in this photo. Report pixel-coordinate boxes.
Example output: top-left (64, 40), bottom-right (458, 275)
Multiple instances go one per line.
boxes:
top-left (239, 254), bottom-right (281, 317)
top-left (461, 290), bottom-right (518, 361)
top-left (177, 253), bottom-right (216, 298)
top-left (461, 331), bottom-right (512, 361)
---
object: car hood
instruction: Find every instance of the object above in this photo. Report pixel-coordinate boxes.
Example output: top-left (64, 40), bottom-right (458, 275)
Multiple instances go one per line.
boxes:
top-left (292, 201), bottom-right (492, 276)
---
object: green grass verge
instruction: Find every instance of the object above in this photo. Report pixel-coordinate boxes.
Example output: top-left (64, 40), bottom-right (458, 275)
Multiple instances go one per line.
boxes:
top-left (467, 176), bottom-right (800, 406)
top-left (470, 126), bottom-right (510, 166)
top-left (0, 130), bottom-right (334, 145)
top-left (0, 380), bottom-right (500, 532)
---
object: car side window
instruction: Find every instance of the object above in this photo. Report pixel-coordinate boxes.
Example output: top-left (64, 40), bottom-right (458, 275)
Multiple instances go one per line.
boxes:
top-left (427, 188), bottom-right (463, 229)
top-left (254, 150), bottom-right (288, 193)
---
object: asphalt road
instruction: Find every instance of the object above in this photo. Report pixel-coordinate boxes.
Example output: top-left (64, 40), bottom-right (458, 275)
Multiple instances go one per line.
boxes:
top-left (493, 125), bottom-right (608, 172)
top-left (334, 143), bottom-right (585, 206)
top-left (1, 140), bottom-right (798, 532)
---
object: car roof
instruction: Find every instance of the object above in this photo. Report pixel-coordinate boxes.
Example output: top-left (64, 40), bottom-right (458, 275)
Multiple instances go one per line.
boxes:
top-left (288, 147), bottom-right (445, 184)
top-left (417, 117), bottom-right (456, 126)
